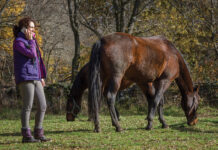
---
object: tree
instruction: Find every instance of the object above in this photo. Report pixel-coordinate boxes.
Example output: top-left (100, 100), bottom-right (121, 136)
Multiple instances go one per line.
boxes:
top-left (0, 0), bottom-right (25, 84)
top-left (67, 0), bottom-right (155, 75)
top-left (25, 0), bottom-right (73, 83)
top-left (77, 0), bottom-right (154, 36)
top-left (135, 0), bottom-right (217, 82)
top-left (112, 0), bottom-right (154, 34)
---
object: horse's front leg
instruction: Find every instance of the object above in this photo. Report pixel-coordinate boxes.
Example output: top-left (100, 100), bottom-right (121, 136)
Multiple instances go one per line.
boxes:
top-left (146, 97), bottom-right (157, 130)
top-left (158, 97), bottom-right (168, 128)
top-left (146, 94), bottom-right (164, 130)
top-left (146, 80), bottom-right (171, 130)
top-left (106, 92), bottom-right (122, 132)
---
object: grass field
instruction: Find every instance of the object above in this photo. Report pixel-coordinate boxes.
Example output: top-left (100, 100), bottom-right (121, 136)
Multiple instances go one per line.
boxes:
top-left (0, 106), bottom-right (217, 150)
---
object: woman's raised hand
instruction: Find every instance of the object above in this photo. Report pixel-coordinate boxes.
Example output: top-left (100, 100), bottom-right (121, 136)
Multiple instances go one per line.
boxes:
top-left (25, 29), bottom-right (33, 40)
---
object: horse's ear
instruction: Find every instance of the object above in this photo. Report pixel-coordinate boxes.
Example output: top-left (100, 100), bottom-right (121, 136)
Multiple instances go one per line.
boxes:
top-left (194, 85), bottom-right (200, 93)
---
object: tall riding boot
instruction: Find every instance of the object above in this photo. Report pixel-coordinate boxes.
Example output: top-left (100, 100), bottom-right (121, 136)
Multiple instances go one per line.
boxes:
top-left (21, 128), bottom-right (40, 143)
top-left (34, 128), bottom-right (51, 142)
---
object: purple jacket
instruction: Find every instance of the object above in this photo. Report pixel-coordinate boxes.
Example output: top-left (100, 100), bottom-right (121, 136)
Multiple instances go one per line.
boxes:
top-left (13, 32), bottom-right (46, 84)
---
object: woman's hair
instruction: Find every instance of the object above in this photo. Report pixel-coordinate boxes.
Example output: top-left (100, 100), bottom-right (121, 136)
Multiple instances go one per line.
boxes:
top-left (13, 17), bottom-right (35, 38)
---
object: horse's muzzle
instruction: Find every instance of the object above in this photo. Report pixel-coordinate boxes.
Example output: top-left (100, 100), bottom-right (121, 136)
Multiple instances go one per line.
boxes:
top-left (66, 113), bottom-right (75, 121)
top-left (188, 118), bottom-right (198, 126)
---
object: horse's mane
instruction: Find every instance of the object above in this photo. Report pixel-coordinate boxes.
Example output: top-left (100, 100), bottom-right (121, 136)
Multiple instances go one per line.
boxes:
top-left (166, 40), bottom-right (194, 93)
top-left (73, 70), bottom-right (84, 90)
top-left (68, 64), bottom-right (89, 101)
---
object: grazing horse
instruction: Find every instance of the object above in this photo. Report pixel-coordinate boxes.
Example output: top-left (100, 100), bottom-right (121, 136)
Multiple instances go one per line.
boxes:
top-left (66, 63), bottom-right (121, 121)
top-left (66, 63), bottom-right (167, 127)
top-left (88, 32), bottom-right (200, 132)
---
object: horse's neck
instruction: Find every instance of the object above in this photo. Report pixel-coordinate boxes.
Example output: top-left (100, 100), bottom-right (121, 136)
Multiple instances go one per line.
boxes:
top-left (71, 79), bottom-right (86, 99)
top-left (176, 57), bottom-right (194, 97)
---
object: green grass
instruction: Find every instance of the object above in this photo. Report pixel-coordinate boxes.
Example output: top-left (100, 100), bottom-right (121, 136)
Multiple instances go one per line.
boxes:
top-left (0, 106), bottom-right (217, 150)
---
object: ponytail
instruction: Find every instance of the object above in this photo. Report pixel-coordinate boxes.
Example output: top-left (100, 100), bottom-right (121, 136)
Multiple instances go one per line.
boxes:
top-left (13, 17), bottom-right (35, 38)
top-left (13, 25), bottom-right (20, 38)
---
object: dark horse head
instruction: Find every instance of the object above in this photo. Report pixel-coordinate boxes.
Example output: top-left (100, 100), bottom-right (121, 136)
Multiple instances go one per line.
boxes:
top-left (181, 86), bottom-right (200, 126)
top-left (66, 64), bottom-right (89, 121)
top-left (66, 94), bottom-right (81, 121)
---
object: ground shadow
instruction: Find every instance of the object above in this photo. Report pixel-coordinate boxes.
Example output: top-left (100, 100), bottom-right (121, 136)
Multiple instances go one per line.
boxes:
top-left (119, 127), bottom-right (145, 131)
top-left (125, 119), bottom-right (218, 133)
top-left (199, 119), bottom-right (218, 125)
top-left (170, 122), bottom-right (218, 134)
top-left (45, 129), bottom-right (92, 134)
top-left (0, 141), bottom-right (20, 145)
top-left (0, 128), bottom-right (91, 137)
top-left (0, 132), bottom-right (20, 136)
top-left (0, 129), bottom-right (92, 144)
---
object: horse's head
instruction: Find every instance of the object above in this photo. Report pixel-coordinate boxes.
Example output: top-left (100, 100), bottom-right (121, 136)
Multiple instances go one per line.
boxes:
top-left (66, 95), bottom-right (81, 122)
top-left (181, 86), bottom-right (200, 126)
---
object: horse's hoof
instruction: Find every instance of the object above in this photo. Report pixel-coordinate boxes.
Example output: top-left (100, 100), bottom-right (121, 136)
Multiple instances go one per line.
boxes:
top-left (162, 124), bottom-right (169, 129)
top-left (87, 118), bottom-right (92, 121)
top-left (116, 127), bottom-right (123, 132)
top-left (145, 126), bottom-right (152, 130)
top-left (94, 128), bottom-right (101, 133)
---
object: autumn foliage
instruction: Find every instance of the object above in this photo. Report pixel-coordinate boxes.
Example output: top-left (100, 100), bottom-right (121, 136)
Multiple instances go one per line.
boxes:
top-left (0, 0), bottom-right (217, 88)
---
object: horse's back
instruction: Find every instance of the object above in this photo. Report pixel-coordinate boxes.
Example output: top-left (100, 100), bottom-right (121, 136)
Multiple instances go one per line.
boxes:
top-left (100, 33), bottom-right (180, 82)
top-left (137, 35), bottom-right (180, 81)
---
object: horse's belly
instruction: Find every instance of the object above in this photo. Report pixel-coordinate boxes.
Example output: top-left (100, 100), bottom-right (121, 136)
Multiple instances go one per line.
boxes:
top-left (124, 66), bottom-right (157, 83)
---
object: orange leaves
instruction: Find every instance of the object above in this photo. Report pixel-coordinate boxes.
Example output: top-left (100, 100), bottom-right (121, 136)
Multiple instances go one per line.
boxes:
top-left (0, 0), bottom-right (26, 56)
top-left (1, 0), bottom-right (25, 19)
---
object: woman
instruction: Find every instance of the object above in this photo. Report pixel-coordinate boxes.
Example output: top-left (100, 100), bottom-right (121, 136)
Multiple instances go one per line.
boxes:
top-left (13, 17), bottom-right (50, 143)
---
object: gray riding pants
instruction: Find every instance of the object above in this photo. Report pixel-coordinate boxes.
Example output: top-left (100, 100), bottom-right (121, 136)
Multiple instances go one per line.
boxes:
top-left (18, 80), bottom-right (47, 129)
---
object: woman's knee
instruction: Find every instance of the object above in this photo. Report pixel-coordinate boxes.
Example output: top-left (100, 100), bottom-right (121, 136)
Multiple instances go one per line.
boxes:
top-left (42, 104), bottom-right (47, 112)
top-left (22, 101), bottom-right (33, 111)
top-left (22, 105), bottom-right (33, 112)
top-left (39, 103), bottom-right (47, 112)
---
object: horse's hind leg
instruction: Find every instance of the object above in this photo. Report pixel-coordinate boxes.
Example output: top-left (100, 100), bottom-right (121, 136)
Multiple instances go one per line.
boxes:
top-left (106, 93), bottom-right (122, 132)
top-left (87, 100), bottom-right (120, 121)
top-left (104, 77), bottom-right (122, 132)
top-left (115, 106), bottom-right (120, 121)
top-left (158, 97), bottom-right (168, 128)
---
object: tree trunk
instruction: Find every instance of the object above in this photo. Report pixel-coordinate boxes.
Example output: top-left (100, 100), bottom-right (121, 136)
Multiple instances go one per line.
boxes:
top-left (112, 0), bottom-right (149, 33)
top-left (67, 0), bottom-right (80, 82)
top-left (210, 0), bottom-right (217, 55)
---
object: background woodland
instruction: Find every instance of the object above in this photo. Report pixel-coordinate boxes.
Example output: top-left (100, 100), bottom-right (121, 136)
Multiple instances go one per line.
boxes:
top-left (0, 0), bottom-right (217, 112)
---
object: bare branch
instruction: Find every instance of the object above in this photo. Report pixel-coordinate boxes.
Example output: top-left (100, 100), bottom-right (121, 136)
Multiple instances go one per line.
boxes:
top-left (112, 0), bottom-right (120, 32)
top-left (67, 0), bottom-right (79, 33)
top-left (78, 12), bottom-right (102, 38)
top-left (136, 0), bottom-right (154, 16)
top-left (126, 0), bottom-right (140, 33)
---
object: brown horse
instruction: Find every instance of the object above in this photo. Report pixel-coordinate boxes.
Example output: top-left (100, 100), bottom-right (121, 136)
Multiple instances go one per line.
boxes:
top-left (88, 32), bottom-right (200, 132)
top-left (66, 63), bottom-right (167, 128)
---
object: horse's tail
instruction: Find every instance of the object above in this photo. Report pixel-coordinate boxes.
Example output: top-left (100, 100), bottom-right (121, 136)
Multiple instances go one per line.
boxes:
top-left (88, 40), bottom-right (102, 120)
